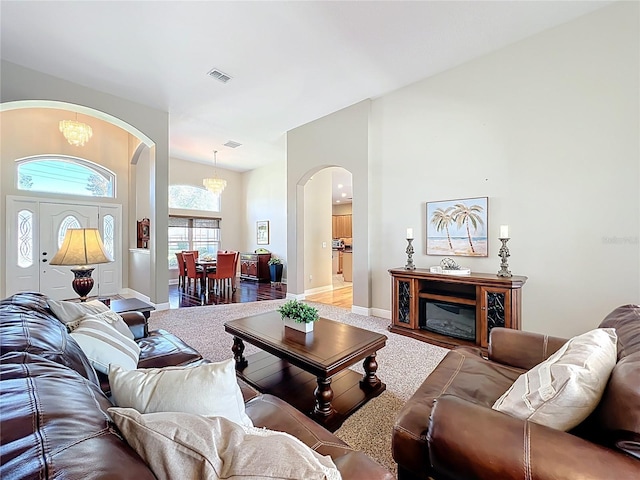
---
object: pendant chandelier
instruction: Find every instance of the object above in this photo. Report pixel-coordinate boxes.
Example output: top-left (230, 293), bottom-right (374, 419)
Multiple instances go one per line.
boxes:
top-left (203, 150), bottom-right (227, 194)
top-left (59, 112), bottom-right (93, 147)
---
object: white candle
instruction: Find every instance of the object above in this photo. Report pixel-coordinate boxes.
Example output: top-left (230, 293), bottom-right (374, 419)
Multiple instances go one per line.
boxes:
top-left (500, 225), bottom-right (509, 238)
top-left (406, 228), bottom-right (413, 239)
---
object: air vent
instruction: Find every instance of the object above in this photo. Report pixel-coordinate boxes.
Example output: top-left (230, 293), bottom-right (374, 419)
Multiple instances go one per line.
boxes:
top-left (207, 68), bottom-right (232, 84)
top-left (224, 140), bottom-right (242, 148)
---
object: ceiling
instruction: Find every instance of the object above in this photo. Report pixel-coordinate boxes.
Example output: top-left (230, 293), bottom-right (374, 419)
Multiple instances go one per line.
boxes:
top-left (1, 0), bottom-right (611, 179)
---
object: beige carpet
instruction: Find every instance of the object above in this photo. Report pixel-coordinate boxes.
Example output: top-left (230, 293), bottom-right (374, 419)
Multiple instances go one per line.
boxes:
top-left (149, 300), bottom-right (448, 475)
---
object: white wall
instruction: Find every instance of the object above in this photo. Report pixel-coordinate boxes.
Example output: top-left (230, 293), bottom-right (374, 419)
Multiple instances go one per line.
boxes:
top-left (243, 157), bottom-right (288, 278)
top-left (304, 169), bottom-right (333, 292)
top-left (289, 2), bottom-right (640, 337)
top-left (287, 100), bottom-right (371, 306)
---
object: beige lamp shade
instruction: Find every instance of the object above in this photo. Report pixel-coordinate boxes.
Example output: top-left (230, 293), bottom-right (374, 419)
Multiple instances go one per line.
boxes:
top-left (50, 228), bottom-right (113, 266)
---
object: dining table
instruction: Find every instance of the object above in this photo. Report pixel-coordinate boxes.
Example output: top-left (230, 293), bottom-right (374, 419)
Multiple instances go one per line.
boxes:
top-left (195, 259), bottom-right (216, 291)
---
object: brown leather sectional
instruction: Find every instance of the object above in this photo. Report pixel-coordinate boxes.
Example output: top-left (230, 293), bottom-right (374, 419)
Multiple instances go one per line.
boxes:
top-left (392, 304), bottom-right (640, 480)
top-left (0, 292), bottom-right (392, 480)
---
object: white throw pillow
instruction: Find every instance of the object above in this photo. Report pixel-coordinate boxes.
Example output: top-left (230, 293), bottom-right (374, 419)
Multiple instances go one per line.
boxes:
top-left (492, 328), bottom-right (617, 431)
top-left (108, 407), bottom-right (341, 480)
top-left (49, 299), bottom-right (134, 340)
top-left (70, 315), bottom-right (141, 374)
top-left (109, 359), bottom-right (253, 427)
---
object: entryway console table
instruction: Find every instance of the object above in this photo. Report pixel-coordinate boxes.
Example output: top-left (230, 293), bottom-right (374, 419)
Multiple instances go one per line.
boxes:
top-left (389, 268), bottom-right (527, 350)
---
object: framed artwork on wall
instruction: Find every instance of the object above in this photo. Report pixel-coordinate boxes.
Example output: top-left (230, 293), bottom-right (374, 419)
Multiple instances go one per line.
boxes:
top-left (426, 197), bottom-right (488, 257)
top-left (256, 220), bottom-right (270, 245)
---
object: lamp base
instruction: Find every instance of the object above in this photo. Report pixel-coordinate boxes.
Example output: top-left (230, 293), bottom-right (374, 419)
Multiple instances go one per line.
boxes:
top-left (71, 267), bottom-right (96, 302)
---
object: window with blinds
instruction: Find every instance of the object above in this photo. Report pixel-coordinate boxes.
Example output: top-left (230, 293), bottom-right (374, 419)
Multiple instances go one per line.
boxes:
top-left (168, 216), bottom-right (221, 268)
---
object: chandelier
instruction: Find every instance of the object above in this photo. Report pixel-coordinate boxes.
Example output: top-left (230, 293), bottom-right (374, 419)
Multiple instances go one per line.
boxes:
top-left (59, 112), bottom-right (93, 147)
top-left (203, 150), bottom-right (227, 194)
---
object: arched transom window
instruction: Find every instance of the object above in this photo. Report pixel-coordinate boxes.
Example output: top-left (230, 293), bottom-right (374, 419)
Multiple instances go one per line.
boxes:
top-left (16, 156), bottom-right (116, 198)
top-left (169, 184), bottom-right (220, 212)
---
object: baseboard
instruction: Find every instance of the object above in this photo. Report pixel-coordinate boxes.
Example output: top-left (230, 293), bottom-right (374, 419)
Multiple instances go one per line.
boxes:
top-left (286, 292), bottom-right (305, 300)
top-left (351, 306), bottom-right (391, 320)
top-left (370, 307), bottom-right (391, 320)
top-left (304, 284), bottom-right (334, 296)
top-left (351, 305), bottom-right (370, 316)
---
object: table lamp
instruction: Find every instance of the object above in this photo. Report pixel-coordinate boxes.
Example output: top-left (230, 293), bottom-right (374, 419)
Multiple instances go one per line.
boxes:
top-left (49, 228), bottom-right (113, 301)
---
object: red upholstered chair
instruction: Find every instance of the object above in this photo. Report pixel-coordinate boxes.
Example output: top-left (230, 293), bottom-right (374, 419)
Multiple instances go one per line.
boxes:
top-left (207, 252), bottom-right (236, 293)
top-left (175, 252), bottom-right (186, 289)
top-left (183, 252), bottom-right (205, 292)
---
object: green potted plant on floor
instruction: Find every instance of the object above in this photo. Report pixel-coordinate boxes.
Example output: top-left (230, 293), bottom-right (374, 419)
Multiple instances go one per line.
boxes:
top-left (277, 299), bottom-right (318, 333)
top-left (268, 257), bottom-right (284, 283)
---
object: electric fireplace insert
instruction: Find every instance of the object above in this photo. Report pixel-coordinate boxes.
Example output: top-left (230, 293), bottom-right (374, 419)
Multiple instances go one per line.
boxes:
top-left (420, 299), bottom-right (476, 342)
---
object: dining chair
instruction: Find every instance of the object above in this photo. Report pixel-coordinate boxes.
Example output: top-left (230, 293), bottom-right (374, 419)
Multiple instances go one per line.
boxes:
top-left (183, 252), bottom-right (205, 292)
top-left (231, 251), bottom-right (240, 290)
top-left (207, 252), bottom-right (236, 293)
top-left (175, 252), bottom-right (186, 289)
top-left (182, 250), bottom-right (199, 260)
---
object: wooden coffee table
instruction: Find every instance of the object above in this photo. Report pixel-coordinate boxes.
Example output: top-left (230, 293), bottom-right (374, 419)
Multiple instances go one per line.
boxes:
top-left (224, 311), bottom-right (387, 431)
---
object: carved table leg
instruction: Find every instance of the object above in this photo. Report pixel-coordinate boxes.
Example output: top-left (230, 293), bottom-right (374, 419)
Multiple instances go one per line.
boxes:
top-left (232, 336), bottom-right (248, 369)
top-left (313, 377), bottom-right (335, 418)
top-left (360, 352), bottom-right (381, 389)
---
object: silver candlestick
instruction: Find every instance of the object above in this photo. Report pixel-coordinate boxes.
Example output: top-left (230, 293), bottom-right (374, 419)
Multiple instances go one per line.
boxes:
top-left (497, 237), bottom-right (512, 278)
top-left (405, 238), bottom-right (416, 270)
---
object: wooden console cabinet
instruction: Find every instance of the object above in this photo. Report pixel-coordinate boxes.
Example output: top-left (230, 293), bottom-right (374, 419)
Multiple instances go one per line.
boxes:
top-left (389, 268), bottom-right (527, 350)
top-left (240, 253), bottom-right (271, 282)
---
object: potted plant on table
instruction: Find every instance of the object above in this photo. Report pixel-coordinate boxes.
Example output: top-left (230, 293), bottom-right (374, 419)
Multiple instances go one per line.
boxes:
top-left (268, 257), bottom-right (284, 283)
top-left (277, 299), bottom-right (319, 333)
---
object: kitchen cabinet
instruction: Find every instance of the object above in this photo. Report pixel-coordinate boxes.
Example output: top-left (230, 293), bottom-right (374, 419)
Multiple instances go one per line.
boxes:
top-left (342, 251), bottom-right (353, 282)
top-left (332, 215), bottom-right (352, 239)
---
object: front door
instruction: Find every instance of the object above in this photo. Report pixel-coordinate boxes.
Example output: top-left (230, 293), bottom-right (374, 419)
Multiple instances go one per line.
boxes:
top-left (39, 203), bottom-right (100, 300)
top-left (6, 197), bottom-right (122, 300)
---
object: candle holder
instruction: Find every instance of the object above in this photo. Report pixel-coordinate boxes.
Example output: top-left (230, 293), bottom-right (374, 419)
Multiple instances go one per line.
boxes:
top-left (405, 238), bottom-right (416, 270)
top-left (497, 237), bottom-right (512, 278)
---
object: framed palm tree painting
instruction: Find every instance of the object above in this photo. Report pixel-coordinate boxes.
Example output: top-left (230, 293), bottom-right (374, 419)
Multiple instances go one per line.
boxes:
top-left (426, 197), bottom-right (488, 257)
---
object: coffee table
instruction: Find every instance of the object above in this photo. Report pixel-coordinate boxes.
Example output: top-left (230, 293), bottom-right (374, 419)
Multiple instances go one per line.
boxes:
top-left (224, 311), bottom-right (387, 431)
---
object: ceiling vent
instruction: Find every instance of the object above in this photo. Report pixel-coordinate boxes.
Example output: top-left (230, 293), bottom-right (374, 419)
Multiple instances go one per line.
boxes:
top-left (207, 68), bottom-right (232, 84)
top-left (224, 140), bottom-right (242, 148)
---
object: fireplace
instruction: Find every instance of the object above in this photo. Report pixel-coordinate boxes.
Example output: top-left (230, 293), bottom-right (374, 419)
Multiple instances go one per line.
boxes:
top-left (420, 299), bottom-right (476, 342)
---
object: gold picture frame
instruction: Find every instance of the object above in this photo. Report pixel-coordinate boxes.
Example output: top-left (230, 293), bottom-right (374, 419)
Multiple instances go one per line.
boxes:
top-left (256, 220), bottom-right (270, 245)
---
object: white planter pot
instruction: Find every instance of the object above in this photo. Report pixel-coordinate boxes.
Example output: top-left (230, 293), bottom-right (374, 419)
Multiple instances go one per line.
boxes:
top-left (284, 317), bottom-right (314, 333)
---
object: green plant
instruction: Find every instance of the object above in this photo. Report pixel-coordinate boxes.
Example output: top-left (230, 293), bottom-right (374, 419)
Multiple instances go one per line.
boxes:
top-left (277, 300), bottom-right (319, 324)
top-left (268, 257), bottom-right (282, 266)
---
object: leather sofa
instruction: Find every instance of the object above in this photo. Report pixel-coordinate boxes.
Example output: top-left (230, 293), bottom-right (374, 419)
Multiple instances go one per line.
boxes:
top-left (392, 304), bottom-right (640, 480)
top-left (0, 292), bottom-right (392, 480)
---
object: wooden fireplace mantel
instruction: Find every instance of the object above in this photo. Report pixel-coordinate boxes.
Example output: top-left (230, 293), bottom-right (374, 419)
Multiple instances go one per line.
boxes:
top-left (389, 268), bottom-right (527, 350)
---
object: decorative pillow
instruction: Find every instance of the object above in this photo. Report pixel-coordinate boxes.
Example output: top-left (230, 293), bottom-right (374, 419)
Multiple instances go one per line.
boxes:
top-left (108, 407), bottom-right (341, 480)
top-left (48, 299), bottom-right (134, 339)
top-left (70, 315), bottom-right (141, 374)
top-left (109, 359), bottom-right (253, 427)
top-left (492, 328), bottom-right (617, 431)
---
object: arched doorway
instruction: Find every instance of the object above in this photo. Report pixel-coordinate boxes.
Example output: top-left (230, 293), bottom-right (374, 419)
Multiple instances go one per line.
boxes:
top-left (0, 101), bottom-right (155, 300)
top-left (301, 166), bottom-right (353, 309)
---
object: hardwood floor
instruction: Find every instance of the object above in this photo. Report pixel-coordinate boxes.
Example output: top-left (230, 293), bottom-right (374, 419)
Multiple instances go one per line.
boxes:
top-left (169, 278), bottom-right (286, 309)
top-left (306, 286), bottom-right (353, 309)
top-left (169, 277), bottom-right (353, 310)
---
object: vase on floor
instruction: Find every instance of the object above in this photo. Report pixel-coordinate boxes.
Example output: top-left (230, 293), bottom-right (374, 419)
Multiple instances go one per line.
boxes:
top-left (269, 263), bottom-right (283, 283)
top-left (284, 317), bottom-right (314, 333)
